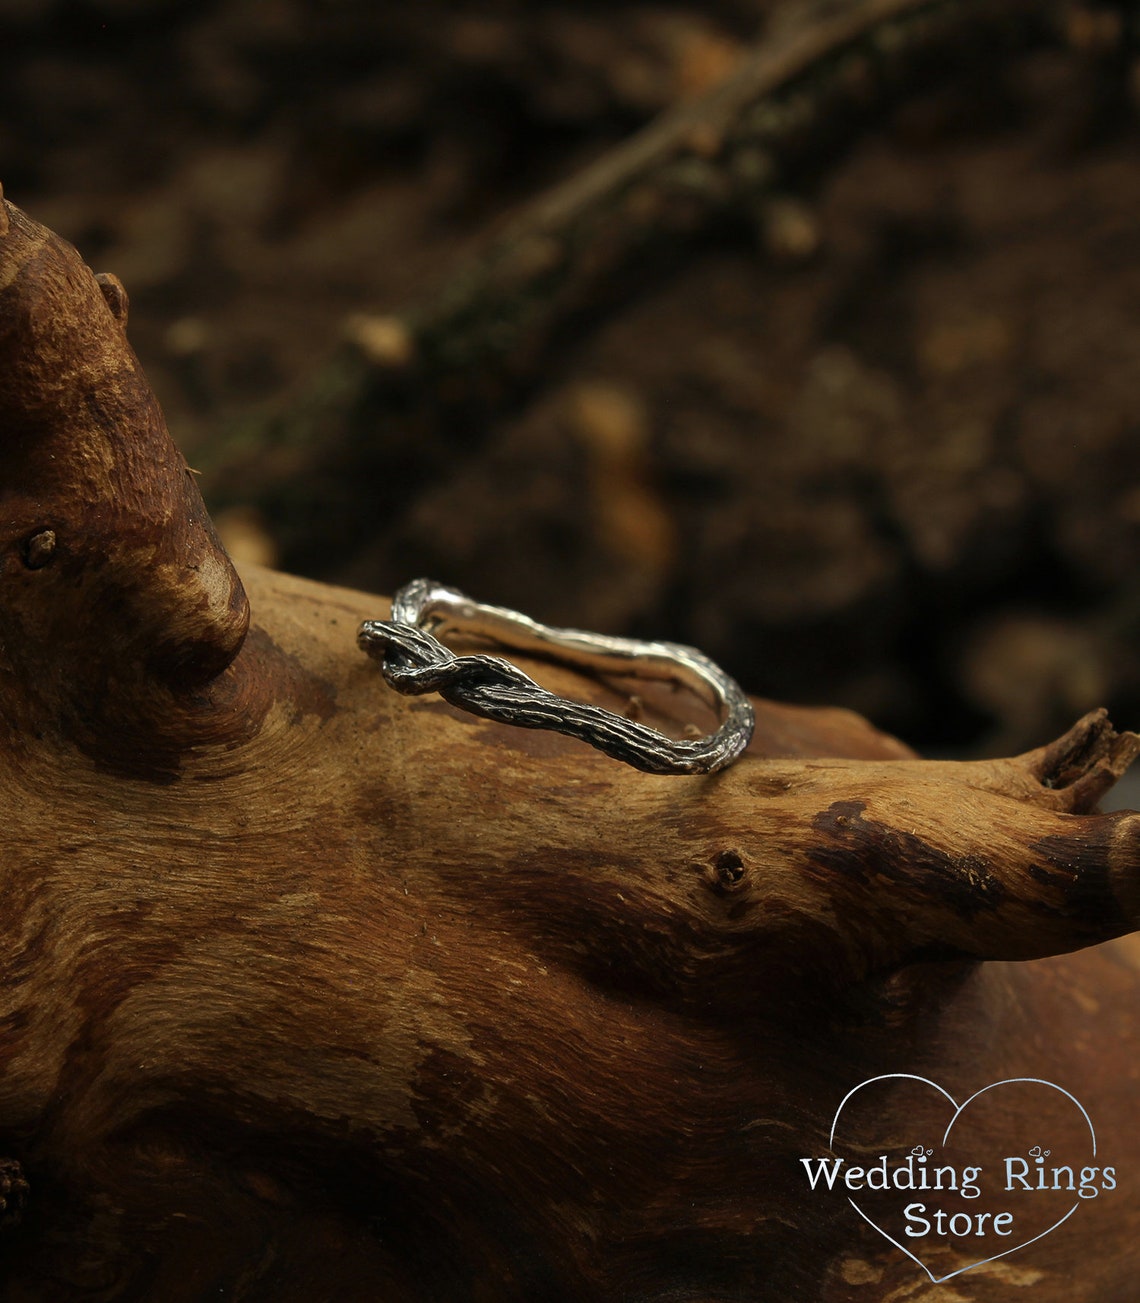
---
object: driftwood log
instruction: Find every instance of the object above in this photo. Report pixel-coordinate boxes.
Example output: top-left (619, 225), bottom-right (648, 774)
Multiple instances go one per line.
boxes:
top-left (2, 187), bottom-right (1140, 1300)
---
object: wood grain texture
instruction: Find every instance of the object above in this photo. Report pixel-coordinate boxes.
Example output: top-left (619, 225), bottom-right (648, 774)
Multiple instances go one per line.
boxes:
top-left (2, 187), bottom-right (1139, 1301)
top-left (0, 182), bottom-right (249, 778)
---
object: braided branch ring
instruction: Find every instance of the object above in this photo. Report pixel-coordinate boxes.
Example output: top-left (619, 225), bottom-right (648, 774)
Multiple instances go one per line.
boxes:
top-left (358, 579), bottom-right (754, 775)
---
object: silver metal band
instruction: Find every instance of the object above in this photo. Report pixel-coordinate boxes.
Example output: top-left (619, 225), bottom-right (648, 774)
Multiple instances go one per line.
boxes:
top-left (358, 579), bottom-right (754, 774)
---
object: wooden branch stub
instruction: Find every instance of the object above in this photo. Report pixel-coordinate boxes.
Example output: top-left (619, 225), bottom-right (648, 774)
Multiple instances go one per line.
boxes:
top-left (1028, 706), bottom-right (1140, 809)
top-left (0, 183), bottom-right (250, 769)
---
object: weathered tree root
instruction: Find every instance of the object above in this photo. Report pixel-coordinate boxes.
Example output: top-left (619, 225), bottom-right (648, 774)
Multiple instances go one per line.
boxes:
top-left (2, 186), bottom-right (1140, 1299)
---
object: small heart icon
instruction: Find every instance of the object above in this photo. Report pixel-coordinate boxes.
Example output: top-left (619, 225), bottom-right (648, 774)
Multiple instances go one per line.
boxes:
top-left (828, 1075), bottom-right (1098, 1284)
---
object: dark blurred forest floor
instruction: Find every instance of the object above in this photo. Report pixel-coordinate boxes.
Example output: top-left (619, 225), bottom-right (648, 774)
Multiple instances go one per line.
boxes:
top-left (3, 0), bottom-right (1140, 757)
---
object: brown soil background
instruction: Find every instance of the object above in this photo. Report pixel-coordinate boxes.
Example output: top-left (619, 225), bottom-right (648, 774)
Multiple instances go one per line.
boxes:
top-left (3, 0), bottom-right (1139, 756)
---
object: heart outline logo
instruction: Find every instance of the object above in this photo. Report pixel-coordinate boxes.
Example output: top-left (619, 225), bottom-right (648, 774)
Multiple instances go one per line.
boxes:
top-left (829, 1075), bottom-right (1096, 1284)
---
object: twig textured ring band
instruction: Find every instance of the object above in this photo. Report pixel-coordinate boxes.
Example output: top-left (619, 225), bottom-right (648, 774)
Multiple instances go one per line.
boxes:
top-left (358, 579), bottom-right (755, 774)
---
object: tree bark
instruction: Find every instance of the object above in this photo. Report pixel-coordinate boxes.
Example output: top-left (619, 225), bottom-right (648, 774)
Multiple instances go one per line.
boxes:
top-left (2, 187), bottom-right (1140, 1300)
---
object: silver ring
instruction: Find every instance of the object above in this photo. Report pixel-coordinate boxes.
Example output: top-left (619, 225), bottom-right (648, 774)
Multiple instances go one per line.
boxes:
top-left (358, 579), bottom-right (754, 775)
